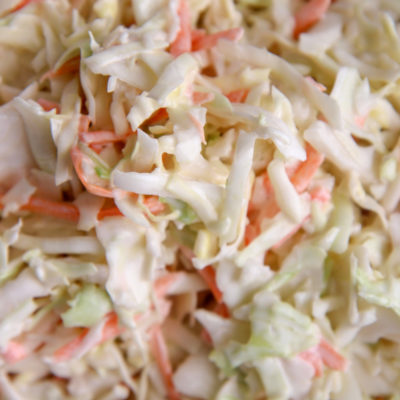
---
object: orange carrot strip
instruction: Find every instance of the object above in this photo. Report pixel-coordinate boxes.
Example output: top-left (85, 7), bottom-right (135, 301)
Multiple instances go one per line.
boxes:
top-left (53, 56), bottom-right (81, 76)
top-left (291, 143), bottom-right (324, 193)
top-left (246, 146), bottom-right (323, 246)
top-left (145, 108), bottom-right (169, 126)
top-left (154, 272), bottom-right (182, 299)
top-left (261, 144), bottom-right (323, 200)
top-left (259, 196), bottom-right (281, 220)
top-left (142, 195), bottom-right (167, 215)
top-left (3, 340), bottom-right (28, 364)
top-left (40, 55), bottom-right (81, 82)
top-left (70, 146), bottom-right (114, 198)
top-left (192, 27), bottom-right (243, 51)
top-left (97, 206), bottom-right (123, 220)
top-left (192, 91), bottom-right (215, 105)
top-left (318, 338), bottom-right (347, 371)
top-left (170, 0), bottom-right (191, 57)
top-left (37, 98), bottom-right (60, 113)
top-left (225, 88), bottom-right (249, 103)
top-left (213, 302), bottom-right (230, 318)
top-left (79, 115), bottom-right (91, 132)
top-left (100, 311), bottom-right (121, 342)
top-left (262, 173), bottom-right (275, 196)
top-left (309, 186), bottom-right (331, 202)
top-left (7, 0), bottom-right (41, 14)
top-left (54, 312), bottom-right (121, 363)
top-left (21, 196), bottom-right (80, 221)
top-left (89, 143), bottom-right (105, 154)
top-left (354, 114), bottom-right (367, 128)
top-left (198, 265), bottom-right (223, 303)
top-left (0, 192), bottom-right (129, 222)
top-left (244, 223), bottom-right (260, 246)
top-left (53, 328), bottom-right (89, 362)
top-left (178, 247), bottom-right (227, 307)
top-left (0, 193), bottom-right (80, 221)
top-left (189, 113), bottom-right (206, 143)
top-left (299, 339), bottom-right (347, 377)
top-left (80, 130), bottom-right (133, 145)
top-left (293, 0), bottom-right (331, 39)
top-left (299, 347), bottom-right (324, 377)
top-left (150, 325), bottom-right (181, 400)
top-left (248, 148), bottom-right (320, 244)
top-left (190, 29), bottom-right (206, 42)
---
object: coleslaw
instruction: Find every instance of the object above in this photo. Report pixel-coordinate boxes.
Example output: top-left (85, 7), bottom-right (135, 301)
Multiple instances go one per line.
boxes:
top-left (0, 0), bottom-right (400, 399)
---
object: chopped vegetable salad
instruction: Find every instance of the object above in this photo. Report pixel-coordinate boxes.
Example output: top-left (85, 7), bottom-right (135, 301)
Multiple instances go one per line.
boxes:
top-left (0, 0), bottom-right (399, 399)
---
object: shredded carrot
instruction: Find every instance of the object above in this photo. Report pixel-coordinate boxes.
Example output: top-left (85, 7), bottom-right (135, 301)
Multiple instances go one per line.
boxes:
top-left (299, 347), bottom-right (324, 377)
top-left (189, 113), bottom-right (206, 143)
top-left (154, 272), bottom-right (182, 299)
top-left (246, 146), bottom-right (323, 245)
top-left (0, 193), bottom-right (80, 222)
top-left (150, 325), bottom-right (181, 400)
top-left (142, 195), bottom-right (167, 215)
top-left (291, 143), bottom-right (325, 193)
top-left (53, 312), bottom-right (121, 363)
top-left (53, 328), bottom-right (89, 362)
top-left (100, 311), bottom-right (120, 342)
top-left (309, 186), bottom-right (331, 202)
top-left (318, 338), bottom-right (347, 371)
top-left (293, 0), bottom-right (332, 39)
top-left (190, 29), bottom-right (206, 42)
top-left (145, 108), bottom-right (169, 126)
top-left (244, 223), bottom-right (260, 246)
top-left (53, 56), bottom-right (81, 76)
top-left (191, 27), bottom-right (244, 52)
top-left (192, 91), bottom-right (215, 105)
top-left (0, 192), bottom-right (129, 223)
top-left (37, 98), bottom-right (61, 113)
top-left (89, 143), bottom-right (105, 154)
top-left (213, 302), bottom-right (230, 318)
top-left (80, 130), bottom-right (134, 146)
top-left (79, 115), bottom-right (91, 132)
top-left (354, 114), bottom-right (367, 128)
top-left (40, 55), bottom-right (81, 82)
top-left (97, 206), bottom-right (123, 220)
top-left (261, 196), bottom-right (281, 219)
top-left (262, 173), bottom-right (275, 196)
top-left (6, 0), bottom-right (41, 15)
top-left (198, 265), bottom-right (223, 303)
top-left (170, 0), bottom-right (191, 57)
top-left (70, 146), bottom-right (114, 198)
top-left (99, 195), bottom-right (165, 218)
top-left (225, 88), bottom-right (249, 103)
top-left (1, 193), bottom-right (165, 222)
top-left (3, 340), bottom-right (28, 364)
top-left (299, 338), bottom-right (347, 377)
top-left (21, 196), bottom-right (80, 221)
top-left (178, 248), bottom-right (227, 309)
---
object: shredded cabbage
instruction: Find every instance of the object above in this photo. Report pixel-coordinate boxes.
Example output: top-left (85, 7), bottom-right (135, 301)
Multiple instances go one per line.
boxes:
top-left (0, 0), bottom-right (399, 399)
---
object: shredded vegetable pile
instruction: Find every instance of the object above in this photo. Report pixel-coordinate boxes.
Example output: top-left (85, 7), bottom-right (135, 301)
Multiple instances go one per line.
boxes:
top-left (1, 0), bottom-right (400, 399)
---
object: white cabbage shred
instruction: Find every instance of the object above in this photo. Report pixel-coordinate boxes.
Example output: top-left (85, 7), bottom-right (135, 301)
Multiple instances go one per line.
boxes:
top-left (0, 0), bottom-right (399, 399)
